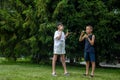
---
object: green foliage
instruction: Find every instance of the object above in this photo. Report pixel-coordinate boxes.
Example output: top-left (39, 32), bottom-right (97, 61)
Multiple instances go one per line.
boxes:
top-left (0, 0), bottom-right (120, 64)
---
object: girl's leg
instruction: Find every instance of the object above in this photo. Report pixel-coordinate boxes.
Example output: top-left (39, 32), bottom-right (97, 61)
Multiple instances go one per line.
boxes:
top-left (52, 54), bottom-right (58, 73)
top-left (60, 54), bottom-right (67, 73)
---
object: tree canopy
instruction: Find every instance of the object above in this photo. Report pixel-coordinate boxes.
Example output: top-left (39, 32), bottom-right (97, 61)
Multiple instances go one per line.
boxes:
top-left (0, 0), bottom-right (120, 64)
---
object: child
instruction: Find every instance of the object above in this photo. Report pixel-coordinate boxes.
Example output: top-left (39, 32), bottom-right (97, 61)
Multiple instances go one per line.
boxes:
top-left (79, 25), bottom-right (95, 77)
top-left (52, 23), bottom-right (69, 76)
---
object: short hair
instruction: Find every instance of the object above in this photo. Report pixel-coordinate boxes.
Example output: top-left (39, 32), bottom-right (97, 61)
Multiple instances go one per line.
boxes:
top-left (86, 25), bottom-right (93, 30)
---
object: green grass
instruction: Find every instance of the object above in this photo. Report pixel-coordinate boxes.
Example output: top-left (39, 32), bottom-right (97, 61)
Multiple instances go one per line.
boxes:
top-left (0, 59), bottom-right (120, 80)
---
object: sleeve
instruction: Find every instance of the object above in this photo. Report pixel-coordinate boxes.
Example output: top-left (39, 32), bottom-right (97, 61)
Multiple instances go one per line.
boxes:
top-left (54, 31), bottom-right (59, 39)
top-left (63, 32), bottom-right (65, 38)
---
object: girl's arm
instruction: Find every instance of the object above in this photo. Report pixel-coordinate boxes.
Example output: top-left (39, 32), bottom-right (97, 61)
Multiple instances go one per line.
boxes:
top-left (56, 31), bottom-right (62, 40)
top-left (65, 32), bottom-right (69, 39)
top-left (54, 31), bottom-right (62, 40)
top-left (87, 35), bottom-right (95, 45)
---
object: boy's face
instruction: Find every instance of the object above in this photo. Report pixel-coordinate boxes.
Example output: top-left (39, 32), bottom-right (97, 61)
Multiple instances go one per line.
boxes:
top-left (86, 26), bottom-right (92, 34)
top-left (58, 25), bottom-right (64, 31)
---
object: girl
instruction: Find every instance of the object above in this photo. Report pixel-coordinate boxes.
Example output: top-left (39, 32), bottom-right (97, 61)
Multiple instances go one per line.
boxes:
top-left (52, 23), bottom-right (69, 76)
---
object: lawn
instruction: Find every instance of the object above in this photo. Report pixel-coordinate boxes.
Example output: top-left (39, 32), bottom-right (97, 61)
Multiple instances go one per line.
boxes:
top-left (0, 59), bottom-right (120, 80)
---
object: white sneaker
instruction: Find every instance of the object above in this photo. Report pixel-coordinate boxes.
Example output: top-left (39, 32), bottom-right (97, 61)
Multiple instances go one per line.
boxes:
top-left (52, 72), bottom-right (57, 76)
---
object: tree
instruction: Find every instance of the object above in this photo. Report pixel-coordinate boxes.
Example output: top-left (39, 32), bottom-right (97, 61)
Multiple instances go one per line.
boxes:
top-left (0, 0), bottom-right (120, 64)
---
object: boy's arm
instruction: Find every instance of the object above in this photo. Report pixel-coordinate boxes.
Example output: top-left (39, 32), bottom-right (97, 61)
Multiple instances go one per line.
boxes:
top-left (87, 35), bottom-right (95, 45)
top-left (79, 32), bottom-right (86, 42)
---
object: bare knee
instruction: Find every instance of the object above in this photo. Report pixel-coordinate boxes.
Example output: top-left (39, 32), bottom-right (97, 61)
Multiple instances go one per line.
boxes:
top-left (61, 55), bottom-right (65, 62)
top-left (91, 62), bottom-right (95, 66)
top-left (53, 55), bottom-right (58, 62)
top-left (86, 61), bottom-right (90, 65)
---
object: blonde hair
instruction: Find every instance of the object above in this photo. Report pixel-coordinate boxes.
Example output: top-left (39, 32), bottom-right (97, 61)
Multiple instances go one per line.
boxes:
top-left (86, 25), bottom-right (93, 30)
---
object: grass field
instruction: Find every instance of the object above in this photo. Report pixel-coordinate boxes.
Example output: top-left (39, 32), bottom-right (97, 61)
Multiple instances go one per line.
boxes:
top-left (0, 58), bottom-right (120, 80)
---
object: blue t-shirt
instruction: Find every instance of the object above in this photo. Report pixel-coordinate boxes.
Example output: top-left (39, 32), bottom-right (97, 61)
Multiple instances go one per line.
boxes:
top-left (84, 34), bottom-right (95, 53)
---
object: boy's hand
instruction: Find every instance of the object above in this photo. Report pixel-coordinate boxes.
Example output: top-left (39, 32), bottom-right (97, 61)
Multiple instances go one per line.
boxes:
top-left (85, 34), bottom-right (88, 38)
top-left (80, 30), bottom-right (85, 36)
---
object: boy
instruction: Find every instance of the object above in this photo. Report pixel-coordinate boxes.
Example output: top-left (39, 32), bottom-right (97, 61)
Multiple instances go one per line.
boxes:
top-left (52, 23), bottom-right (69, 76)
top-left (79, 25), bottom-right (95, 77)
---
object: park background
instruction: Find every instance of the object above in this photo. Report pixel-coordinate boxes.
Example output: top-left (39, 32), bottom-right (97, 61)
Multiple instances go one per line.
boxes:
top-left (0, 0), bottom-right (120, 80)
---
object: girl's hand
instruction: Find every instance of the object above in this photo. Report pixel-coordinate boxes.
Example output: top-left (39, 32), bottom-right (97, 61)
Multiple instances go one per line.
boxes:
top-left (66, 31), bottom-right (69, 37)
top-left (65, 29), bottom-right (70, 38)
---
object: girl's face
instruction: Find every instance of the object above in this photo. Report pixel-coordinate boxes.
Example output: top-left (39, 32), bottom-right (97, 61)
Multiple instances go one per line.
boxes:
top-left (86, 26), bottom-right (92, 34)
top-left (58, 25), bottom-right (64, 31)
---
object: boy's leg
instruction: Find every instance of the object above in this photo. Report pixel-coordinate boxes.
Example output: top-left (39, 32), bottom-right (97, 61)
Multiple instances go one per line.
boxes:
top-left (52, 54), bottom-right (58, 73)
top-left (84, 52), bottom-right (90, 75)
top-left (86, 61), bottom-right (90, 75)
top-left (60, 54), bottom-right (67, 73)
top-left (91, 62), bottom-right (95, 75)
top-left (89, 52), bottom-right (95, 76)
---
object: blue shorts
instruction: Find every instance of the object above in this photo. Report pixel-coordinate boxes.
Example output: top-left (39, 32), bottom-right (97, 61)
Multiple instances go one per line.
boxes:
top-left (84, 52), bottom-right (95, 62)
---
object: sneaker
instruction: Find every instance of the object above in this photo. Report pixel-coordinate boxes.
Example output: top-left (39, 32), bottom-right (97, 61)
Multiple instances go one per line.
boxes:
top-left (83, 74), bottom-right (88, 77)
top-left (90, 74), bottom-right (94, 78)
top-left (64, 72), bottom-right (70, 76)
top-left (52, 72), bottom-right (57, 76)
